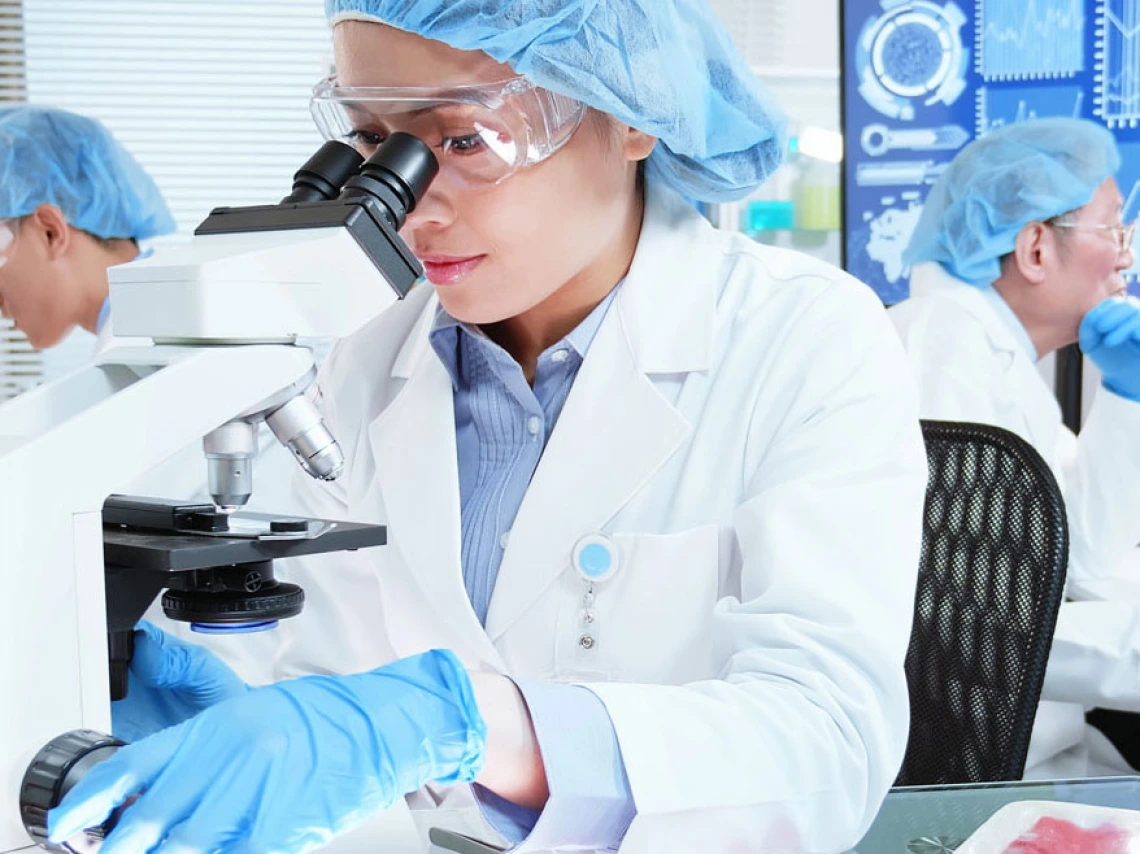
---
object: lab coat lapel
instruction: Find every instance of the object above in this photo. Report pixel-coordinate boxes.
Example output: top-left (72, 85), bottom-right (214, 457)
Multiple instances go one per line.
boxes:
top-left (943, 279), bottom-right (1057, 449)
top-left (483, 182), bottom-right (712, 642)
top-left (1013, 354), bottom-right (1062, 452)
top-left (364, 313), bottom-right (503, 666)
top-left (961, 285), bottom-right (1061, 450)
top-left (482, 312), bottom-right (691, 642)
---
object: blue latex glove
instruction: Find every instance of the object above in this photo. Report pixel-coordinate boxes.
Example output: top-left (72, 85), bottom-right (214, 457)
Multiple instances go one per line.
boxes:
top-left (1080, 296), bottom-right (1140, 402)
top-left (111, 621), bottom-right (249, 743)
top-left (49, 649), bottom-right (486, 854)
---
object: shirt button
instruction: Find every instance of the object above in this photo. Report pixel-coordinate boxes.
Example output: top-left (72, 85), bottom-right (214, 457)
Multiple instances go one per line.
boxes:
top-left (579, 634), bottom-right (596, 650)
top-left (500, 531), bottom-right (510, 550)
top-left (527, 416), bottom-right (541, 436)
top-left (551, 349), bottom-right (570, 363)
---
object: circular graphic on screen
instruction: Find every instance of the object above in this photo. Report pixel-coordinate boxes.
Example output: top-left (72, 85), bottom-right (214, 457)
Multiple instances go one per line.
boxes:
top-left (856, 1), bottom-right (970, 120)
top-left (882, 23), bottom-right (945, 88)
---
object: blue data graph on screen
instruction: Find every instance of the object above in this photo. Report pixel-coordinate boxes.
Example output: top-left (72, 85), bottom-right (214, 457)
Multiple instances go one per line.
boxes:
top-left (844, 0), bottom-right (1139, 303)
top-left (977, 85), bottom-right (1085, 132)
top-left (977, 0), bottom-right (1086, 80)
top-left (1095, 0), bottom-right (1140, 128)
top-left (1120, 144), bottom-right (1140, 286)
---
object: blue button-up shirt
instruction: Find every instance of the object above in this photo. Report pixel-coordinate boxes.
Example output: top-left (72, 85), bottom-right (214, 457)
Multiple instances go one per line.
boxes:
top-left (429, 289), bottom-right (635, 851)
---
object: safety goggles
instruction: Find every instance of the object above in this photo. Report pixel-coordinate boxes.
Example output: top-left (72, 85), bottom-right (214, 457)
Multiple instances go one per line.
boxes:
top-left (310, 75), bottom-right (587, 189)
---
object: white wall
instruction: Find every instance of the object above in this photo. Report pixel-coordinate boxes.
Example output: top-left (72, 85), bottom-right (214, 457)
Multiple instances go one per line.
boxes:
top-left (705, 0), bottom-right (844, 265)
top-left (709, 0), bottom-right (841, 127)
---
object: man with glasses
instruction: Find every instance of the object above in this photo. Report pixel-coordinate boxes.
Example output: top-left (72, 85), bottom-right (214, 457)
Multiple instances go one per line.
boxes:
top-left (891, 117), bottom-right (1140, 780)
top-left (0, 105), bottom-right (175, 353)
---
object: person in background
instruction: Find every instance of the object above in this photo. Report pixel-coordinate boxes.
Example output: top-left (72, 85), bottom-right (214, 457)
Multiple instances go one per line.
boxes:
top-left (48, 1), bottom-right (929, 852)
top-left (891, 117), bottom-right (1140, 779)
top-left (0, 106), bottom-right (292, 689)
top-left (0, 105), bottom-right (175, 354)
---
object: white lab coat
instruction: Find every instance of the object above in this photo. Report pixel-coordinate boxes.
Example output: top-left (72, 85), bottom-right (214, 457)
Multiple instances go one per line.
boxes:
top-left (890, 263), bottom-right (1140, 780)
top-left (272, 181), bottom-right (928, 854)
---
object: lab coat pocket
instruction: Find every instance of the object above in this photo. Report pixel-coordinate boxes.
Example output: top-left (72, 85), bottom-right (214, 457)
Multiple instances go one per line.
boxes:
top-left (556, 524), bottom-right (721, 683)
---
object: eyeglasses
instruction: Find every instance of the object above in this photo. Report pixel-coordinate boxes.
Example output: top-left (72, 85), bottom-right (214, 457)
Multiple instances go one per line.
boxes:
top-left (1050, 219), bottom-right (1137, 254)
top-left (310, 75), bottom-right (587, 190)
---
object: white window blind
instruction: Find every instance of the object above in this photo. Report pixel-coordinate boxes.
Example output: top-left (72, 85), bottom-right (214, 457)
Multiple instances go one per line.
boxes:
top-left (0, 0), bottom-right (331, 399)
top-left (0, 0), bottom-right (38, 401)
top-left (24, 0), bottom-right (330, 231)
top-left (0, 2), bottom-right (22, 102)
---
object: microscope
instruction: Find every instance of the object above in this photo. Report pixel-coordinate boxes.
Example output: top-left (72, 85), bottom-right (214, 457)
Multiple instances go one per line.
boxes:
top-left (1, 134), bottom-right (438, 853)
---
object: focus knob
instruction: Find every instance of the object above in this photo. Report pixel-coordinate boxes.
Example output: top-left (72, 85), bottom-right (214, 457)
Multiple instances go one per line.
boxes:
top-left (20, 730), bottom-right (124, 851)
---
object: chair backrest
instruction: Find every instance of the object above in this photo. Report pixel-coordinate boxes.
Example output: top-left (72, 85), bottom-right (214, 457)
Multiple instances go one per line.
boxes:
top-left (895, 420), bottom-right (1068, 786)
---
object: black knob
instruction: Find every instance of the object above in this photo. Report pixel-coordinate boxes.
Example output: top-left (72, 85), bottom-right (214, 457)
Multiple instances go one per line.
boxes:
top-left (269, 518), bottom-right (309, 534)
top-left (162, 581), bottom-right (304, 625)
top-left (21, 730), bottom-right (124, 850)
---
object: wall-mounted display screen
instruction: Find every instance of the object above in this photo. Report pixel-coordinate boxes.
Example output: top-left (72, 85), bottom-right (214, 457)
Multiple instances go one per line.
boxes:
top-left (842, 0), bottom-right (1140, 304)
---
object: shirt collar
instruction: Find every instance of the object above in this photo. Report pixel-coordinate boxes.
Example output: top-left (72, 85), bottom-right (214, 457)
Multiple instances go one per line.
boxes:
top-left (564, 284), bottom-right (620, 357)
top-left (980, 285), bottom-right (1038, 362)
top-left (430, 282), bottom-right (623, 383)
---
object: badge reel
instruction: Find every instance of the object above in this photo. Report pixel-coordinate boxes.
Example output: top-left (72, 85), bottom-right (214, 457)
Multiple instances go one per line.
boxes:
top-left (572, 534), bottom-right (620, 656)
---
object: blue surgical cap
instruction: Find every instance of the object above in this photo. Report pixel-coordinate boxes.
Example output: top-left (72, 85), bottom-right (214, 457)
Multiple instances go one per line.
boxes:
top-left (326, 0), bottom-right (787, 203)
top-left (904, 118), bottom-right (1121, 287)
top-left (0, 106), bottom-right (175, 241)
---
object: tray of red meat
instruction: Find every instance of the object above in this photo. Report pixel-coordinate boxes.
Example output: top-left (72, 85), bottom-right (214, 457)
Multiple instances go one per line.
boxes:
top-left (955, 801), bottom-right (1140, 853)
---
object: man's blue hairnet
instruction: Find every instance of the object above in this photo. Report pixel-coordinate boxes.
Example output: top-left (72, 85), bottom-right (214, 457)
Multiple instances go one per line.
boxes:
top-left (326, 0), bottom-right (787, 203)
top-left (0, 106), bottom-right (175, 241)
top-left (904, 118), bottom-right (1121, 287)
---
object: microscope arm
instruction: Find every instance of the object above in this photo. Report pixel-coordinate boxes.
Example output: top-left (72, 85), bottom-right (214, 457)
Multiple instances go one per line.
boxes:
top-left (0, 343), bottom-right (316, 852)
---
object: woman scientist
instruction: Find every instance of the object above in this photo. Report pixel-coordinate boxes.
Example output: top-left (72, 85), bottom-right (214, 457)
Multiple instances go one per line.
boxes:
top-left (50, 2), bottom-right (928, 852)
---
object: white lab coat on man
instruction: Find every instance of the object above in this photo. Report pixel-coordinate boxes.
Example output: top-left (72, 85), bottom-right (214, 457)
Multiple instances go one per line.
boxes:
top-left (270, 182), bottom-right (928, 854)
top-left (890, 262), bottom-right (1140, 780)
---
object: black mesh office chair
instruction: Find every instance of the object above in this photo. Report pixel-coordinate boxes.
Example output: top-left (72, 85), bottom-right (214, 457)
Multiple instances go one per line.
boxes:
top-left (895, 420), bottom-right (1069, 786)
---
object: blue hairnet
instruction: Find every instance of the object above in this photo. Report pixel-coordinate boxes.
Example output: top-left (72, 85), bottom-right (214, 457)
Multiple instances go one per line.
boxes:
top-left (326, 0), bottom-right (787, 203)
top-left (0, 106), bottom-right (175, 241)
top-left (904, 118), bottom-right (1121, 287)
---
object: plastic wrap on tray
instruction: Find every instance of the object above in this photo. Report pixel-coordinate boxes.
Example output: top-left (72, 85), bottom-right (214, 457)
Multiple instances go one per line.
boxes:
top-left (955, 801), bottom-right (1140, 854)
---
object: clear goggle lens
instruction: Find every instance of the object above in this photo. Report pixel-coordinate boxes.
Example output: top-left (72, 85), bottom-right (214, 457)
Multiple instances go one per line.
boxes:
top-left (310, 76), bottom-right (586, 188)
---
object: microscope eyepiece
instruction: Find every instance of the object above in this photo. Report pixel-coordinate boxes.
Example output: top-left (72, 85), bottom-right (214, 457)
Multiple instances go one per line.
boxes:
top-left (339, 132), bottom-right (439, 230)
top-left (281, 140), bottom-right (366, 204)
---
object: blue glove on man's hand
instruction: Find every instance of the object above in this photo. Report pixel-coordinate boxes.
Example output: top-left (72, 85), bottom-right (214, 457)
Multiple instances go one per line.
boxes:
top-left (50, 649), bottom-right (486, 854)
top-left (1079, 296), bottom-right (1140, 402)
top-left (111, 620), bottom-right (248, 743)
